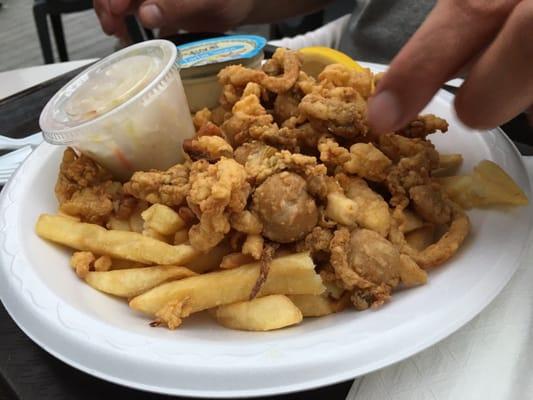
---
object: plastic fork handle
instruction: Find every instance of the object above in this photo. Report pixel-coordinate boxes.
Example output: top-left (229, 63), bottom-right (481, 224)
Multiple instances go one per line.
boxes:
top-left (0, 132), bottom-right (43, 150)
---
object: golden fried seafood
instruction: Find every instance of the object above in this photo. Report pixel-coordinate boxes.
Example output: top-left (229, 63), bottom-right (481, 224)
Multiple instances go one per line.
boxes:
top-left (299, 87), bottom-right (368, 139)
top-left (183, 135), bottom-right (233, 162)
top-left (318, 63), bottom-right (374, 99)
top-left (318, 136), bottom-right (391, 182)
top-left (397, 114), bottom-right (448, 139)
top-left (124, 163), bottom-right (190, 207)
top-left (55, 148), bottom-right (134, 225)
top-left (187, 158), bottom-right (251, 252)
top-left (42, 51), bottom-right (528, 331)
top-left (252, 172), bottom-right (318, 243)
top-left (409, 184), bottom-right (452, 225)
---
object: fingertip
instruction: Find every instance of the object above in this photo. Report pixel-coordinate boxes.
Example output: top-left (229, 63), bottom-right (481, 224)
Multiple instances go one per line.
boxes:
top-left (367, 90), bottom-right (405, 134)
top-left (139, 3), bottom-right (163, 28)
top-left (99, 12), bottom-right (116, 35)
top-left (454, 91), bottom-right (492, 130)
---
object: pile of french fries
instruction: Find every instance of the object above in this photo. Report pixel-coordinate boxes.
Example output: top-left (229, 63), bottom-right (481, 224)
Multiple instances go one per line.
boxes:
top-left (35, 157), bottom-right (527, 332)
top-left (36, 205), bottom-right (342, 331)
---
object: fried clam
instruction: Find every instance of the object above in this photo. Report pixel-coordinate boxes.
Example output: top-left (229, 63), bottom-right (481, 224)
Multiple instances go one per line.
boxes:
top-left (389, 202), bottom-right (470, 269)
top-left (330, 228), bottom-right (427, 310)
top-left (299, 86), bottom-right (368, 139)
top-left (234, 141), bottom-right (326, 184)
top-left (124, 163), bottom-right (190, 207)
top-left (252, 172), bottom-right (318, 243)
top-left (55, 148), bottom-right (135, 225)
top-left (186, 158), bottom-right (251, 252)
top-left (317, 63), bottom-right (374, 99)
top-left (396, 114), bottom-right (448, 139)
top-left (318, 135), bottom-right (391, 182)
top-left (217, 48), bottom-right (301, 110)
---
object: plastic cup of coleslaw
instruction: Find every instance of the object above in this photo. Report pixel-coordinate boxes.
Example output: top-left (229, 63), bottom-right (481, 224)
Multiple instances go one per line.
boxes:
top-left (39, 40), bottom-right (195, 180)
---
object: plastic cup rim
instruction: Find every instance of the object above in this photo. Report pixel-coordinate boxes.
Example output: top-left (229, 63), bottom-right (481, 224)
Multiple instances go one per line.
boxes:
top-left (39, 39), bottom-right (179, 144)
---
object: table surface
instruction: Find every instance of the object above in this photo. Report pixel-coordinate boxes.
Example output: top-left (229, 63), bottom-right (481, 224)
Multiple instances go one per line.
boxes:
top-left (0, 62), bottom-right (532, 400)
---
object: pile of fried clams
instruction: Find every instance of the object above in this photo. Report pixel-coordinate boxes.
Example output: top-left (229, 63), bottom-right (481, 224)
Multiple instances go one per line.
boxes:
top-left (55, 49), bottom-right (470, 311)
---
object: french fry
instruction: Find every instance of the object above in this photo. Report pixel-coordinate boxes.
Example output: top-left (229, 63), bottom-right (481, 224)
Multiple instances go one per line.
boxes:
top-left (473, 160), bottom-right (528, 206)
top-left (141, 204), bottom-right (186, 235)
top-left (128, 209), bottom-right (145, 233)
top-left (437, 175), bottom-right (474, 207)
top-left (220, 252), bottom-right (255, 269)
top-left (85, 266), bottom-right (197, 298)
top-left (111, 259), bottom-right (149, 269)
top-left (288, 294), bottom-right (348, 317)
top-left (36, 214), bottom-right (199, 265)
top-left (438, 160), bottom-right (528, 208)
top-left (142, 228), bottom-right (172, 243)
top-left (186, 240), bottom-right (232, 273)
top-left (433, 153), bottom-right (463, 177)
top-left (173, 229), bottom-right (189, 245)
top-left (57, 212), bottom-right (81, 221)
top-left (214, 295), bottom-right (302, 331)
top-left (129, 252), bottom-right (325, 316)
top-left (106, 216), bottom-right (131, 231)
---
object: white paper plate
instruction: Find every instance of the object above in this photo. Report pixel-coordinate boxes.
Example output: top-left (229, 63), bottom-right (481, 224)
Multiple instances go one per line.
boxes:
top-left (0, 63), bottom-right (531, 398)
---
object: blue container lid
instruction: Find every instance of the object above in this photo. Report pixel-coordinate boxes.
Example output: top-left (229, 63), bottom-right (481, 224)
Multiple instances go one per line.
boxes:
top-left (176, 35), bottom-right (266, 70)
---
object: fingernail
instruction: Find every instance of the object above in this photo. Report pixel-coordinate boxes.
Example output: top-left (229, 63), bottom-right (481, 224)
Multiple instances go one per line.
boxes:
top-left (140, 4), bottom-right (163, 27)
top-left (368, 90), bottom-right (402, 134)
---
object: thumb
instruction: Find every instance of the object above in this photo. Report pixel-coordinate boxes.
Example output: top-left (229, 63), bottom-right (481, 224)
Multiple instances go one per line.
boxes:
top-left (138, 0), bottom-right (210, 30)
top-left (138, 0), bottom-right (248, 32)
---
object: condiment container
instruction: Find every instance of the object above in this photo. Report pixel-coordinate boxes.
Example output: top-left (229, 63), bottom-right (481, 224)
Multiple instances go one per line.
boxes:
top-left (40, 40), bottom-right (194, 180)
top-left (177, 35), bottom-right (266, 112)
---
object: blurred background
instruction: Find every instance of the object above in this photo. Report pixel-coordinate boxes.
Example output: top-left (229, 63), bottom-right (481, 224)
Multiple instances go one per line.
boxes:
top-left (0, 0), bottom-right (352, 73)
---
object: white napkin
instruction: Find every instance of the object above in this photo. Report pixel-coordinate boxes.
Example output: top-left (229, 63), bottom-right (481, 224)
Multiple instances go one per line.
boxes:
top-left (346, 156), bottom-right (533, 400)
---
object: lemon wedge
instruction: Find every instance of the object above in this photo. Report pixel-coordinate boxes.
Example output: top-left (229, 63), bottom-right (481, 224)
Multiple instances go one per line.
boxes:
top-left (298, 46), bottom-right (365, 77)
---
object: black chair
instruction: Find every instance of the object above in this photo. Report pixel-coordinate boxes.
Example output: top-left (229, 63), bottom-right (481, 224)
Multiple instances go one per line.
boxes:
top-left (33, 0), bottom-right (93, 64)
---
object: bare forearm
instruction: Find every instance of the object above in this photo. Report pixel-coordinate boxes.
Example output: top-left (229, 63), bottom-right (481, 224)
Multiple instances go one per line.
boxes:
top-left (243, 0), bottom-right (333, 24)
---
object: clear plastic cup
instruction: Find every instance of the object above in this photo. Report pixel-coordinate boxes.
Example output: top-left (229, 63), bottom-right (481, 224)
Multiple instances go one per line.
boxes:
top-left (40, 40), bottom-right (195, 180)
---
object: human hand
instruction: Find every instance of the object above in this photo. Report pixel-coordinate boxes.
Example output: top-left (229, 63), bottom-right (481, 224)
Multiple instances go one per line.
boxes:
top-left (93, 0), bottom-right (254, 38)
top-left (368, 0), bottom-right (533, 132)
top-left (93, 0), bottom-right (139, 37)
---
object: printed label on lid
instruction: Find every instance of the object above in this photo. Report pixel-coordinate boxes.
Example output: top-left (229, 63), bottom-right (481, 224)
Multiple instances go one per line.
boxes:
top-left (177, 35), bottom-right (266, 68)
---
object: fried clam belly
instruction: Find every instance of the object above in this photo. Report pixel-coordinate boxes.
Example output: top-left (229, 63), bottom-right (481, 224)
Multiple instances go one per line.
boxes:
top-left (299, 86), bottom-right (368, 139)
top-left (221, 92), bottom-right (277, 147)
top-left (123, 163), bottom-right (190, 207)
top-left (317, 63), bottom-right (374, 99)
top-left (386, 151), bottom-right (434, 208)
top-left (217, 48), bottom-right (300, 110)
top-left (260, 48), bottom-right (301, 94)
top-left (377, 133), bottom-right (439, 168)
top-left (186, 158), bottom-right (251, 252)
top-left (337, 173), bottom-right (391, 237)
top-left (318, 135), bottom-right (391, 182)
top-left (396, 114), bottom-right (448, 139)
top-left (252, 171), bottom-right (318, 243)
top-left (55, 148), bottom-right (112, 202)
top-left (409, 183), bottom-right (452, 225)
top-left (217, 66), bottom-right (265, 109)
top-left (389, 202), bottom-right (470, 269)
top-left (55, 148), bottom-right (128, 224)
top-left (329, 228), bottom-right (401, 310)
top-left (234, 141), bottom-right (326, 184)
top-left (183, 135), bottom-right (233, 162)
